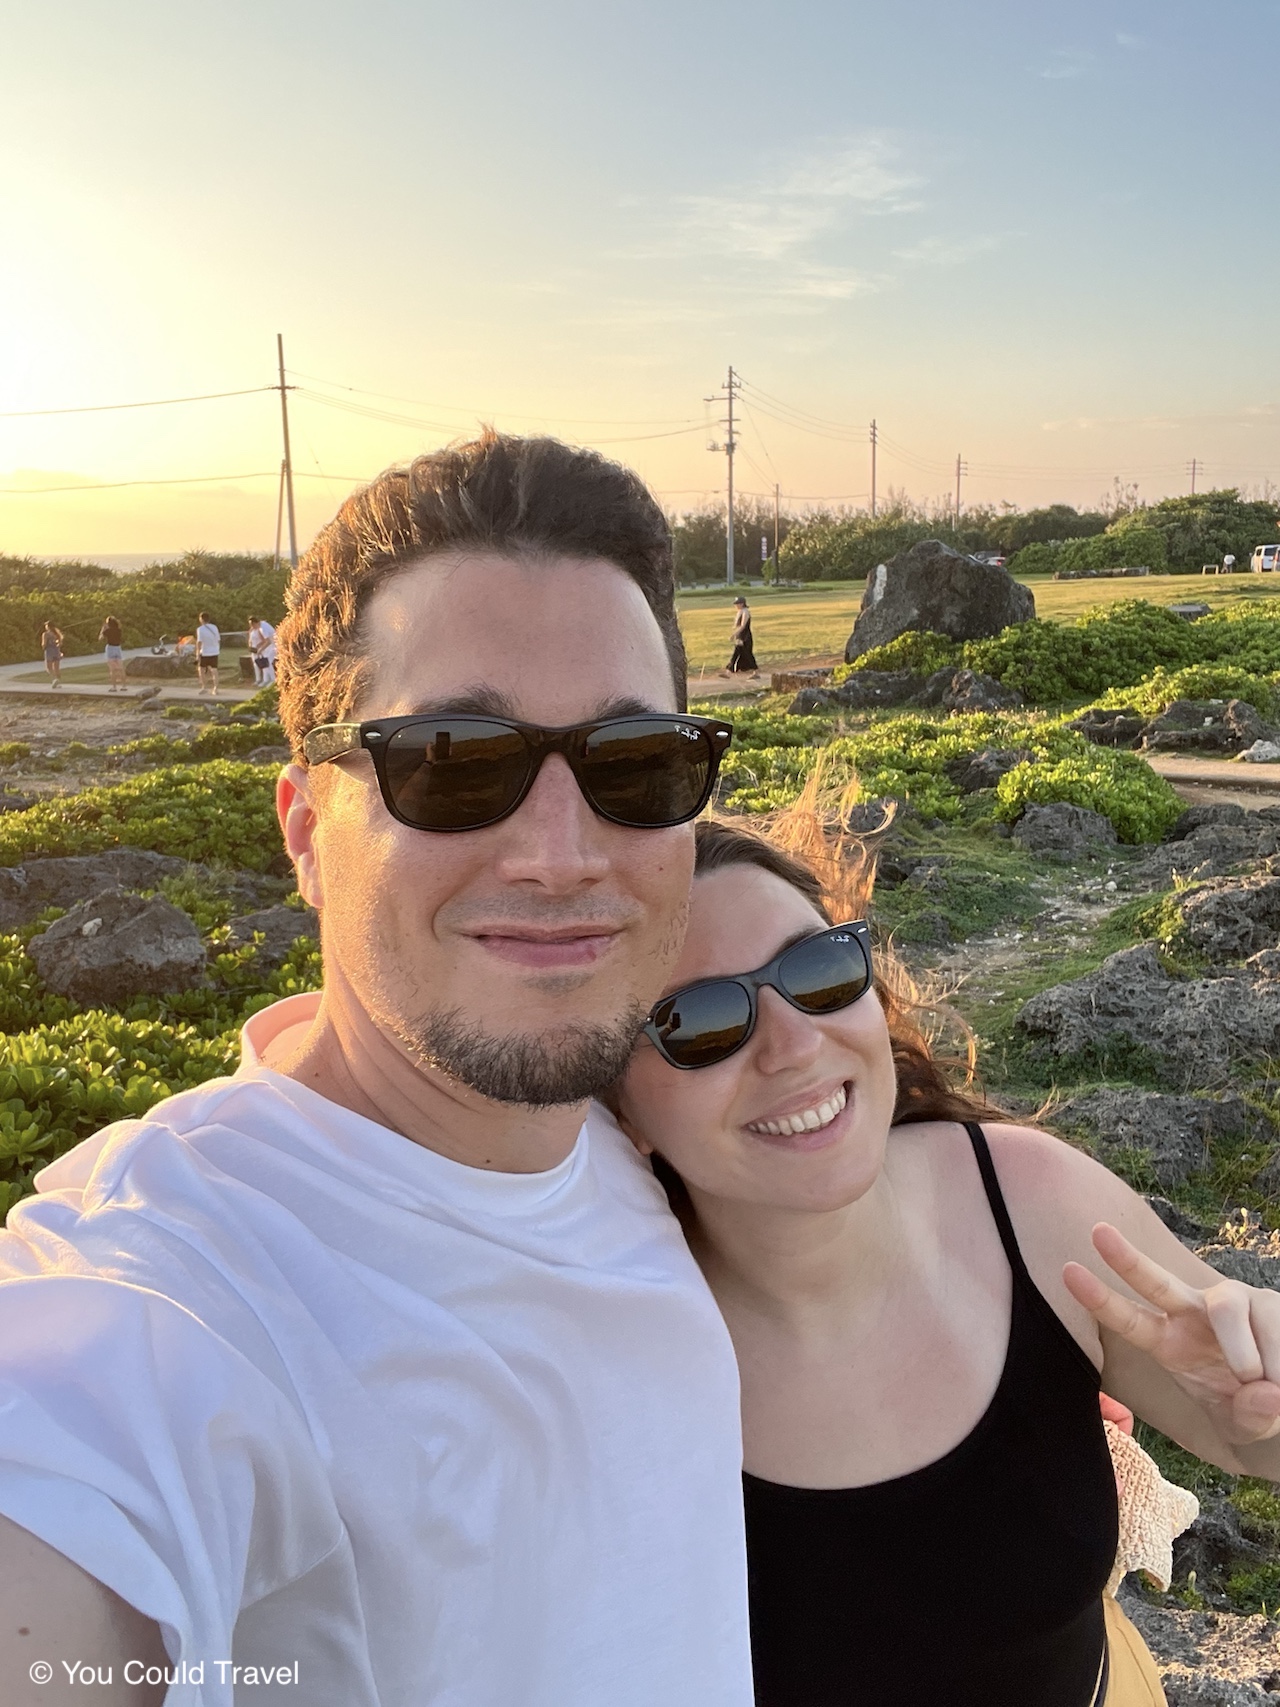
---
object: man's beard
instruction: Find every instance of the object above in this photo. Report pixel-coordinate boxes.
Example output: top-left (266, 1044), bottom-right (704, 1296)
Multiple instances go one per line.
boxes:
top-left (393, 1001), bottom-right (649, 1108)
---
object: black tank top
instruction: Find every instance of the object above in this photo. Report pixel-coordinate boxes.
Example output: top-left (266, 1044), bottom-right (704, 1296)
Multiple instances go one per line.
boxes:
top-left (743, 1122), bottom-right (1119, 1707)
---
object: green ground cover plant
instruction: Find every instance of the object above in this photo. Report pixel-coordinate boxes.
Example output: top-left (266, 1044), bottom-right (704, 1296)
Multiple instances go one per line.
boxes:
top-left (0, 762), bottom-right (284, 871)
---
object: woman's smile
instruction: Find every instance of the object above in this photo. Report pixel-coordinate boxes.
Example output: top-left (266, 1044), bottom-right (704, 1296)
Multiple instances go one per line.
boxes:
top-left (744, 1081), bottom-right (850, 1147)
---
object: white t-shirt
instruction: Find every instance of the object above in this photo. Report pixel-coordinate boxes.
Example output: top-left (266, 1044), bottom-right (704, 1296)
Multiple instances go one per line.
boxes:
top-left (196, 622), bottom-right (220, 658)
top-left (255, 620), bottom-right (277, 663)
top-left (0, 994), bottom-right (752, 1707)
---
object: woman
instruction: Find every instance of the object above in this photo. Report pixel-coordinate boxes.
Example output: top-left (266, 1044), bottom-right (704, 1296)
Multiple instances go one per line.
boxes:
top-left (99, 613), bottom-right (126, 692)
top-left (615, 805), bottom-right (1280, 1707)
top-left (40, 621), bottom-right (63, 688)
top-left (725, 595), bottom-right (759, 675)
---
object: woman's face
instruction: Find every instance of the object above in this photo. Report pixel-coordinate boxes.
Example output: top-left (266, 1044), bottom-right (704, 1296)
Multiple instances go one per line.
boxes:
top-left (616, 863), bottom-right (899, 1215)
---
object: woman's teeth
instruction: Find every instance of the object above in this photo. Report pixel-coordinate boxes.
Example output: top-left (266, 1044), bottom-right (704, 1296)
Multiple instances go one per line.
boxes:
top-left (746, 1084), bottom-right (847, 1137)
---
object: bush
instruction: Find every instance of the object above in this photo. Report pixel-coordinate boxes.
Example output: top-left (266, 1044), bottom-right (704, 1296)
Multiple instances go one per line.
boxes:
top-left (993, 750), bottom-right (1182, 844)
top-left (0, 762), bottom-right (283, 871)
top-left (1093, 665), bottom-right (1279, 719)
top-left (0, 743), bottom-right (31, 767)
top-left (833, 630), bottom-right (964, 680)
top-left (1056, 527), bottom-right (1168, 575)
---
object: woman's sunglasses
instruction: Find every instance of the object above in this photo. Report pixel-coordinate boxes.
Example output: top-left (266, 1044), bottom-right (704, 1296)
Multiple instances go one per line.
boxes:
top-left (643, 921), bottom-right (874, 1070)
top-left (302, 713), bottom-right (734, 833)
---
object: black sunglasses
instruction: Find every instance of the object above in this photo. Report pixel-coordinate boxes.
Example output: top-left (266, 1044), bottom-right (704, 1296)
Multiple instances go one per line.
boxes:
top-left (302, 712), bottom-right (734, 833)
top-left (643, 921), bottom-right (874, 1070)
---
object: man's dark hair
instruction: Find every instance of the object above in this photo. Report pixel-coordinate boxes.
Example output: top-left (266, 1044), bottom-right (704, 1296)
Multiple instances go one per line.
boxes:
top-left (276, 430), bottom-right (686, 757)
top-left (197, 611), bottom-right (210, 624)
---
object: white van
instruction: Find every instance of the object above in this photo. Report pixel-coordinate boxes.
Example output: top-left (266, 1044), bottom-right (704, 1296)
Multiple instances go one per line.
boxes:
top-left (1253, 544), bottom-right (1280, 573)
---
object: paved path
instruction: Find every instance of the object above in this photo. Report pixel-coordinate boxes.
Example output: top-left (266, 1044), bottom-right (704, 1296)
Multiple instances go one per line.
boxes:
top-left (1144, 753), bottom-right (1280, 791)
top-left (0, 648), bottom-right (259, 705)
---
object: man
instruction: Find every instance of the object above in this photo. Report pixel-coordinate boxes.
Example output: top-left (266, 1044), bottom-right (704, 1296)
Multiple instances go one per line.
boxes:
top-left (0, 434), bottom-right (752, 1707)
top-left (195, 611), bottom-right (220, 696)
top-left (247, 615), bottom-right (276, 686)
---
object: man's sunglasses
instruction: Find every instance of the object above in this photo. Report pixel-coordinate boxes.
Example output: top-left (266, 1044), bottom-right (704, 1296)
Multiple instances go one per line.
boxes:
top-left (643, 921), bottom-right (874, 1070)
top-left (302, 713), bottom-right (734, 833)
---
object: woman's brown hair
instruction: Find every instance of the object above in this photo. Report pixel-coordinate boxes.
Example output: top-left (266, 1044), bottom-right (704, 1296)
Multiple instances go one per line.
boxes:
top-left (693, 769), bottom-right (1005, 1129)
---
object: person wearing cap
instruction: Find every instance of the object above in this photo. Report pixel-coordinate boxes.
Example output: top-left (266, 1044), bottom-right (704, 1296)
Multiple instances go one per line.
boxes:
top-left (724, 596), bottom-right (758, 676)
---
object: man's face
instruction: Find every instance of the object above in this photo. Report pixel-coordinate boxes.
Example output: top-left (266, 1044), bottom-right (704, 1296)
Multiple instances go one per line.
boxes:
top-left (286, 552), bottom-right (694, 1106)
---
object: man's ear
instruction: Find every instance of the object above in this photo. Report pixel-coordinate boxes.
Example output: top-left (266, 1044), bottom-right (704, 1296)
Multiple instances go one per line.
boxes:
top-left (277, 764), bottom-right (323, 910)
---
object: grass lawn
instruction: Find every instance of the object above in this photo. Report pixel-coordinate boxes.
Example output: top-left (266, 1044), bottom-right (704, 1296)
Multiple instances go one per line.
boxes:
top-left (676, 572), bottom-right (1280, 673)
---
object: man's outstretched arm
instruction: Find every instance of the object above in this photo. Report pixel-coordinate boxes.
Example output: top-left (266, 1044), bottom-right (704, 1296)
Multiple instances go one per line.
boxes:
top-left (0, 1513), bottom-right (167, 1705)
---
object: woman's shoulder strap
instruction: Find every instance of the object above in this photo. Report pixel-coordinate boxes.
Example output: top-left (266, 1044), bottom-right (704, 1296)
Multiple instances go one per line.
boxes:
top-left (961, 1121), bottom-right (1032, 1280)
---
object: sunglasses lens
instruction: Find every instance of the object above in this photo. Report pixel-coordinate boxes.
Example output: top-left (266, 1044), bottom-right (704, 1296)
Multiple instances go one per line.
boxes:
top-left (382, 721), bottom-right (531, 830)
top-left (780, 930), bottom-right (872, 1014)
top-left (581, 720), bottom-right (717, 828)
top-left (650, 981), bottom-right (753, 1069)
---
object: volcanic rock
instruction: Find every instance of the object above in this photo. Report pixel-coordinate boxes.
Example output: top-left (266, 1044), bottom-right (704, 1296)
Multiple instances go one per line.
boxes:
top-left (1177, 874), bottom-right (1280, 963)
top-left (28, 888), bottom-right (207, 1005)
top-left (843, 540), bottom-right (1036, 663)
top-left (1014, 943), bottom-right (1280, 1081)
top-left (945, 748), bottom-right (1031, 794)
top-left (1012, 802), bottom-right (1117, 858)
top-left (1055, 1090), bottom-right (1261, 1188)
top-left (224, 904), bottom-right (319, 968)
top-left (917, 668), bottom-right (1024, 713)
top-left (1143, 699), bottom-right (1268, 755)
top-left (1068, 707), bottom-right (1146, 749)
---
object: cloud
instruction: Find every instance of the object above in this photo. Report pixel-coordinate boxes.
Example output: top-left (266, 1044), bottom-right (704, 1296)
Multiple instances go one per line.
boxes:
top-left (664, 136), bottom-right (923, 264)
top-left (1040, 48), bottom-right (1092, 79)
top-left (892, 234), bottom-right (1001, 267)
top-left (1116, 31), bottom-right (1144, 47)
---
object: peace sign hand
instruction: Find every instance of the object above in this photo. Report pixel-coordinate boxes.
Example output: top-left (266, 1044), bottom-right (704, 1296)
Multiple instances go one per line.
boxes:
top-left (1064, 1223), bottom-right (1280, 1446)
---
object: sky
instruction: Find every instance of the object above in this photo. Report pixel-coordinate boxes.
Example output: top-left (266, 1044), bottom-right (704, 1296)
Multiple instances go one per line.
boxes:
top-left (0, 0), bottom-right (1277, 557)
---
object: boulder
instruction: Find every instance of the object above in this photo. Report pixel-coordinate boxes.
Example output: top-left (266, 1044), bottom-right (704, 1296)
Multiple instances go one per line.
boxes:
top-left (945, 748), bottom-right (1030, 794)
top-left (1241, 739), bottom-right (1280, 763)
top-left (1167, 804), bottom-right (1253, 840)
top-left (0, 848), bottom-right (192, 931)
top-left (843, 540), bottom-right (1036, 663)
top-left (916, 668), bottom-right (1024, 713)
top-left (1055, 1090), bottom-right (1260, 1188)
top-left (1067, 707), bottom-right (1146, 749)
top-left (124, 654), bottom-right (198, 679)
top-left (223, 904), bottom-right (319, 968)
top-left (1143, 698), bottom-right (1268, 755)
top-left (28, 888), bottom-right (207, 1005)
top-left (1012, 802), bottom-right (1117, 858)
top-left (0, 792), bottom-right (36, 814)
top-left (1014, 943), bottom-right (1280, 1082)
top-left (1128, 822), bottom-right (1280, 888)
top-left (1177, 874), bottom-right (1280, 963)
top-left (1144, 1196), bottom-right (1212, 1246)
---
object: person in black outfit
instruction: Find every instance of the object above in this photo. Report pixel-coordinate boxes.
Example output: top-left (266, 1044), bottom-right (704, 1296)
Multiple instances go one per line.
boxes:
top-left (725, 596), bottom-right (758, 675)
top-left (616, 812), bottom-right (1280, 1707)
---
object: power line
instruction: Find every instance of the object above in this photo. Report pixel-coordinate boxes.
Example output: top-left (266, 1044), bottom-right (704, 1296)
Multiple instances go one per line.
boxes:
top-left (0, 387), bottom-right (275, 419)
top-left (0, 469), bottom-right (370, 497)
top-left (292, 370), bottom-right (699, 428)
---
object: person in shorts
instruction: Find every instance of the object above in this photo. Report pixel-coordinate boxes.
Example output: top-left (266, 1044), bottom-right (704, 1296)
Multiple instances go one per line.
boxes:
top-left (40, 621), bottom-right (64, 689)
top-left (99, 615), bottom-right (126, 692)
top-left (248, 615), bottom-right (277, 686)
top-left (195, 611), bottom-right (221, 696)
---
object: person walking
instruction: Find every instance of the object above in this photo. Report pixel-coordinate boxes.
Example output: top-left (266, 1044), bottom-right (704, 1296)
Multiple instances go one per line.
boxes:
top-left (248, 614), bottom-right (277, 686)
top-left (724, 595), bottom-right (758, 676)
top-left (0, 433), bottom-right (752, 1707)
top-left (39, 621), bottom-right (63, 689)
top-left (99, 614), bottom-right (126, 692)
top-left (195, 610), bottom-right (221, 696)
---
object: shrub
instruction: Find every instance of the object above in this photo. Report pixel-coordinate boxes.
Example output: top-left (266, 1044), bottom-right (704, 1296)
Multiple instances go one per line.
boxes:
top-left (1056, 527), bottom-right (1168, 575)
top-left (1093, 665), bottom-right (1279, 719)
top-left (833, 630), bottom-right (963, 680)
top-left (993, 749), bottom-right (1182, 843)
top-left (0, 762), bottom-right (283, 871)
top-left (0, 742), bottom-right (31, 767)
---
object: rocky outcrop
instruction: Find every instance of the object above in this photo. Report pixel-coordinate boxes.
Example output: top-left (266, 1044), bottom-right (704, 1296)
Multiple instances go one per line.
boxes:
top-left (916, 668), bottom-right (1024, 713)
top-left (1177, 874), bottom-right (1280, 963)
top-left (1014, 943), bottom-right (1280, 1081)
top-left (1056, 1090), bottom-right (1261, 1188)
top-left (28, 888), bottom-right (207, 1005)
top-left (1128, 822), bottom-right (1280, 888)
top-left (1143, 699), bottom-right (1268, 756)
top-left (1012, 802), bottom-right (1118, 858)
top-left (1067, 707), bottom-right (1146, 748)
top-left (945, 748), bottom-right (1030, 794)
top-left (790, 666), bottom-right (1023, 717)
top-left (1122, 1587), bottom-right (1280, 1704)
top-left (844, 540), bottom-right (1036, 663)
top-left (0, 849), bottom-right (290, 932)
top-left (224, 904), bottom-right (319, 968)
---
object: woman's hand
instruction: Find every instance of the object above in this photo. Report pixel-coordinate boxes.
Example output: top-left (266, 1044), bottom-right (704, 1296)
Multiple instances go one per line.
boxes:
top-left (1065, 1223), bottom-right (1280, 1446)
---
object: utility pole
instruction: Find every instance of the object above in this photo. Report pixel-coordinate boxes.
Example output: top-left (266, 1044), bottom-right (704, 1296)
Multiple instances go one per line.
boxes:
top-left (273, 459), bottom-right (286, 573)
top-left (276, 333), bottom-right (298, 570)
top-left (869, 419), bottom-right (878, 519)
top-left (1188, 457), bottom-right (1200, 495)
top-left (954, 453), bottom-right (967, 524)
top-left (773, 483), bottom-right (781, 572)
top-left (705, 366), bottom-right (740, 583)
